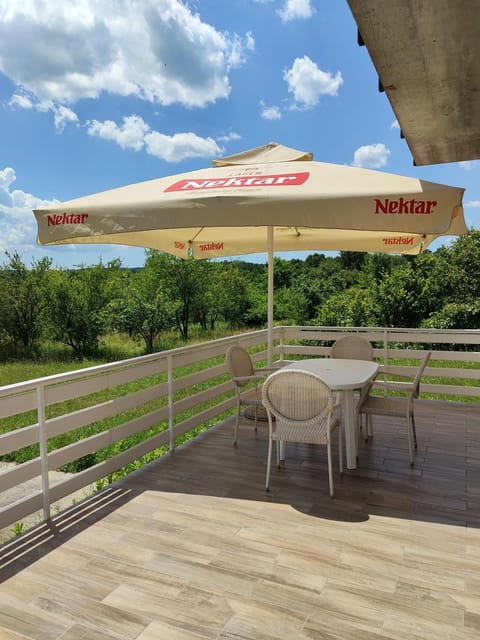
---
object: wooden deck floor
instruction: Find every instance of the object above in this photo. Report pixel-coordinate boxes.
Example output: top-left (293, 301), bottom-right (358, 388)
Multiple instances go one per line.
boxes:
top-left (1, 400), bottom-right (480, 639)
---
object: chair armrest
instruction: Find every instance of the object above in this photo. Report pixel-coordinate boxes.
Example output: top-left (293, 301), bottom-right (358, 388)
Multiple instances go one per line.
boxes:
top-left (375, 380), bottom-right (414, 393)
top-left (255, 362), bottom-right (291, 373)
top-left (232, 374), bottom-right (265, 385)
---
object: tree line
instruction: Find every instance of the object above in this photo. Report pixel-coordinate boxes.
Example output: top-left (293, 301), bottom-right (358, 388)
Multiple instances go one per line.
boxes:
top-left (1, 230), bottom-right (479, 360)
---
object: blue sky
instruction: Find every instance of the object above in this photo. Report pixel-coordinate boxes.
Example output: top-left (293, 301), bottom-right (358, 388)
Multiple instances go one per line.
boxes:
top-left (0, 0), bottom-right (478, 269)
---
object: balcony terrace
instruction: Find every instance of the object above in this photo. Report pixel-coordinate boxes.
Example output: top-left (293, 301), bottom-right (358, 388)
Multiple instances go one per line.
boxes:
top-left (1, 327), bottom-right (480, 639)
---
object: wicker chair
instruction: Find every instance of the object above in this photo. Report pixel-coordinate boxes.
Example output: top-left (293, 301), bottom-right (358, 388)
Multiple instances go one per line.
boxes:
top-left (331, 334), bottom-right (375, 437)
top-left (331, 335), bottom-right (373, 360)
top-left (226, 345), bottom-right (285, 445)
top-left (262, 369), bottom-right (343, 498)
top-left (356, 351), bottom-right (431, 465)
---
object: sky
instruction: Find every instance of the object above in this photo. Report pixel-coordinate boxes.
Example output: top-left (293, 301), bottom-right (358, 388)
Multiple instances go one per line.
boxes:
top-left (0, 0), bottom-right (478, 269)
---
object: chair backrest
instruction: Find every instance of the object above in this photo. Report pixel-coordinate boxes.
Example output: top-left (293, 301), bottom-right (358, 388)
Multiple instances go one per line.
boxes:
top-left (412, 351), bottom-right (431, 398)
top-left (331, 335), bottom-right (373, 360)
top-left (226, 345), bottom-right (254, 386)
top-left (262, 369), bottom-right (334, 439)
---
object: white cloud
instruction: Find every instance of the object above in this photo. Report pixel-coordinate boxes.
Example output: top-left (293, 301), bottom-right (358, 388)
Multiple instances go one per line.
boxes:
top-left (9, 92), bottom-right (34, 109)
top-left (0, 167), bottom-right (16, 193)
top-left (216, 132), bottom-right (242, 143)
top-left (465, 200), bottom-right (480, 208)
top-left (87, 116), bottom-right (150, 151)
top-left (87, 115), bottom-right (223, 161)
top-left (0, 167), bottom-right (55, 255)
top-left (260, 102), bottom-right (282, 120)
top-left (53, 105), bottom-right (79, 132)
top-left (278, 0), bottom-right (314, 22)
top-left (145, 131), bottom-right (222, 162)
top-left (226, 32), bottom-right (255, 67)
top-left (352, 143), bottom-right (391, 168)
top-left (391, 119), bottom-right (400, 129)
top-left (284, 56), bottom-right (343, 108)
top-left (0, 0), bottom-right (252, 109)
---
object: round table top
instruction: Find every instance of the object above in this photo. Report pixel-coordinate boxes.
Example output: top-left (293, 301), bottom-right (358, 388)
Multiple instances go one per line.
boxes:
top-left (284, 358), bottom-right (378, 390)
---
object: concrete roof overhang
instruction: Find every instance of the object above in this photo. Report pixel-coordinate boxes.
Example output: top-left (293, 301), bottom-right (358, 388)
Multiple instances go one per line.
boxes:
top-left (347, 0), bottom-right (480, 166)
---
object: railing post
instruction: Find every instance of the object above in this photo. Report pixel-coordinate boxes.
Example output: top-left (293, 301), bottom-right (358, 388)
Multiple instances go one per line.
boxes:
top-left (36, 385), bottom-right (51, 521)
top-left (382, 329), bottom-right (389, 391)
top-left (167, 355), bottom-right (174, 452)
top-left (278, 327), bottom-right (285, 361)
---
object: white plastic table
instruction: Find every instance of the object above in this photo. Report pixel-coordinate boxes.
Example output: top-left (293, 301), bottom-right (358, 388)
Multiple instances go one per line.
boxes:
top-left (284, 358), bottom-right (379, 469)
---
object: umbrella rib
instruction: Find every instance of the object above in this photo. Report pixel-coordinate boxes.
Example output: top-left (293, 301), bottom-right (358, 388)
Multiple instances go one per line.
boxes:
top-left (190, 228), bottom-right (204, 242)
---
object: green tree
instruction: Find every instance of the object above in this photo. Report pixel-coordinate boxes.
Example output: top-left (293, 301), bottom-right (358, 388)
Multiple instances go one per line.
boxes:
top-left (243, 280), bottom-right (267, 327)
top-left (274, 286), bottom-right (309, 325)
top-left (296, 256), bottom-right (356, 321)
top-left (369, 261), bottom-right (425, 327)
top-left (108, 267), bottom-right (177, 353)
top-left (439, 229), bottom-right (480, 303)
top-left (215, 263), bottom-right (252, 328)
top-left (315, 286), bottom-right (376, 327)
top-left (145, 251), bottom-right (207, 340)
top-left (423, 301), bottom-right (480, 330)
top-left (338, 251), bottom-right (368, 271)
top-left (46, 261), bottom-right (123, 358)
top-left (0, 251), bottom-right (52, 357)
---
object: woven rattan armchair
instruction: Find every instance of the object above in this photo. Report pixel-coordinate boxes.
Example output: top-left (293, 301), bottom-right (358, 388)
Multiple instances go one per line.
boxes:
top-left (356, 351), bottom-right (431, 465)
top-left (331, 334), bottom-right (375, 437)
top-left (226, 345), bottom-right (286, 444)
top-left (262, 368), bottom-right (343, 498)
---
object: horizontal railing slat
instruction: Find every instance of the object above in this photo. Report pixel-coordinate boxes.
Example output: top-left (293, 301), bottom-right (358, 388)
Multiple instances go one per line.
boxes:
top-left (47, 406), bottom-right (169, 470)
top-left (0, 493), bottom-right (43, 531)
top-left (0, 424), bottom-right (39, 457)
top-left (0, 390), bottom-right (37, 420)
top-left (0, 459), bottom-right (41, 492)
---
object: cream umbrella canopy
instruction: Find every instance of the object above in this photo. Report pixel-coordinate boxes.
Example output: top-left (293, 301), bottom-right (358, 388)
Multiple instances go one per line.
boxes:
top-left (34, 142), bottom-right (466, 362)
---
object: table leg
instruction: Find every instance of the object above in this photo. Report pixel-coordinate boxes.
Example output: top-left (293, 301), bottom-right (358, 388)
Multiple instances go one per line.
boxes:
top-left (342, 389), bottom-right (357, 469)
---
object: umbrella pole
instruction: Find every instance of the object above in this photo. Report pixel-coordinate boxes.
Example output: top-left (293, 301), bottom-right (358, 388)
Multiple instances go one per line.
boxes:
top-left (267, 226), bottom-right (274, 367)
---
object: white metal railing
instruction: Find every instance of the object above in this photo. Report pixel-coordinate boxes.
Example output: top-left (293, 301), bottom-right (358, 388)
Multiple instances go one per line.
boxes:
top-left (1, 325), bottom-right (479, 537)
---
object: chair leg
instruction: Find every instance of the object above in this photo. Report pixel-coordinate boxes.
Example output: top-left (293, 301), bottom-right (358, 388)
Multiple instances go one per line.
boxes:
top-left (265, 436), bottom-right (273, 491)
top-left (361, 413), bottom-right (369, 442)
top-left (406, 416), bottom-right (414, 466)
top-left (327, 441), bottom-right (334, 498)
top-left (354, 412), bottom-right (359, 456)
top-left (233, 397), bottom-right (241, 445)
top-left (411, 410), bottom-right (418, 448)
top-left (338, 425), bottom-right (343, 475)
top-left (367, 415), bottom-right (373, 438)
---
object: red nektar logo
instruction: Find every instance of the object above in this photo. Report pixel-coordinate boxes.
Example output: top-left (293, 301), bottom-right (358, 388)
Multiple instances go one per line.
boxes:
top-left (382, 237), bottom-right (415, 246)
top-left (46, 213), bottom-right (88, 226)
top-left (374, 198), bottom-right (437, 214)
top-left (164, 172), bottom-right (310, 192)
top-left (199, 242), bottom-right (224, 252)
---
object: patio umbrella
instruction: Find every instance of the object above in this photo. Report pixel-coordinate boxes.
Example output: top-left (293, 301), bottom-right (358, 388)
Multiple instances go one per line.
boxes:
top-left (33, 142), bottom-right (466, 362)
